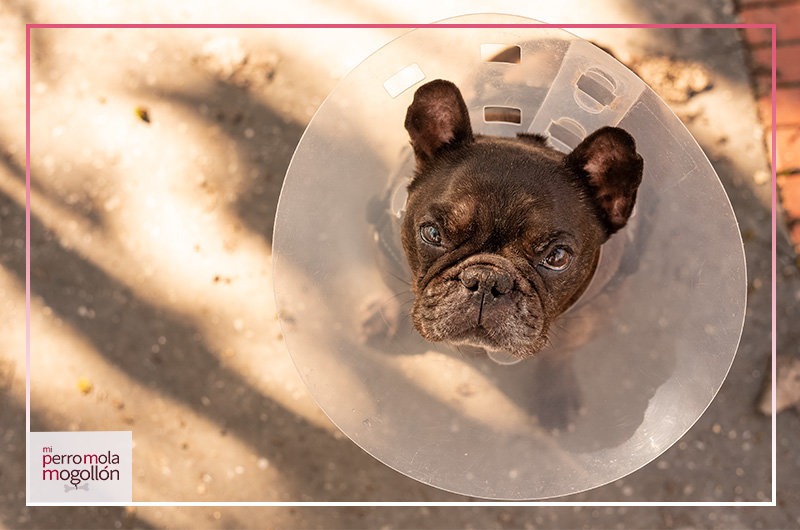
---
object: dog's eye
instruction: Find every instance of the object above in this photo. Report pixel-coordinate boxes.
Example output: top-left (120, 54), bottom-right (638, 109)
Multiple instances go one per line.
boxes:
top-left (419, 224), bottom-right (443, 246)
top-left (541, 247), bottom-right (571, 271)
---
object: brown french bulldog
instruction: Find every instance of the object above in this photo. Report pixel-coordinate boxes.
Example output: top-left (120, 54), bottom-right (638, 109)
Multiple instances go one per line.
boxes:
top-left (401, 79), bottom-right (644, 360)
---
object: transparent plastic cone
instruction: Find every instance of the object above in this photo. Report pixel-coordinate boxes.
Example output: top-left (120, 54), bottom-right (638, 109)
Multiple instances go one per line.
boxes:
top-left (273, 15), bottom-right (746, 500)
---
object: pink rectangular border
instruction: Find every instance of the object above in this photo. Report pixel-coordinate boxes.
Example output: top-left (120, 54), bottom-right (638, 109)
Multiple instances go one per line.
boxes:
top-left (25, 22), bottom-right (778, 507)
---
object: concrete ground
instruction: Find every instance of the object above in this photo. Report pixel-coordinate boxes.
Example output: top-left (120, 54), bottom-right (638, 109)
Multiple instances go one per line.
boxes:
top-left (0, 0), bottom-right (795, 528)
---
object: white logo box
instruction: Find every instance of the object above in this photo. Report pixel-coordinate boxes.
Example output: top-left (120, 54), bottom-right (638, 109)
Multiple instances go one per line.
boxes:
top-left (29, 431), bottom-right (132, 503)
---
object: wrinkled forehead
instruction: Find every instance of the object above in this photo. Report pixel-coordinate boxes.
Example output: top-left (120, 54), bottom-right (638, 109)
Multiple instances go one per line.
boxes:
top-left (427, 164), bottom-right (591, 239)
top-left (426, 195), bottom-right (478, 235)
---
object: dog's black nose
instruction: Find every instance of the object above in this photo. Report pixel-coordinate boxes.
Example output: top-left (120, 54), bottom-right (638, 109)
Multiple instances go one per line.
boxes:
top-left (459, 266), bottom-right (512, 297)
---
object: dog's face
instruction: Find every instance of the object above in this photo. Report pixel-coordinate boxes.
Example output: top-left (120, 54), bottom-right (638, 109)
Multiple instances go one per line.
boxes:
top-left (401, 80), bottom-right (643, 359)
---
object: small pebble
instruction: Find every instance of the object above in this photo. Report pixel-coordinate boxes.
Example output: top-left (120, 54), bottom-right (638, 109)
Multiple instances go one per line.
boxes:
top-left (77, 377), bottom-right (93, 394)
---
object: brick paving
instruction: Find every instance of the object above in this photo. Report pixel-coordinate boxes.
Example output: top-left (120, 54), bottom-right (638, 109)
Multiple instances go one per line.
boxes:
top-left (739, 0), bottom-right (800, 248)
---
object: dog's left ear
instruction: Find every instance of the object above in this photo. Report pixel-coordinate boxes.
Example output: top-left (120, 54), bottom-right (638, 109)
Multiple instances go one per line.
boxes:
top-left (404, 79), bottom-right (474, 169)
top-left (564, 126), bottom-right (644, 234)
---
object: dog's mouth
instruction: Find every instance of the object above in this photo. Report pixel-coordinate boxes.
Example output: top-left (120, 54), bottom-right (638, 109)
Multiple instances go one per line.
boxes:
top-left (411, 256), bottom-right (549, 358)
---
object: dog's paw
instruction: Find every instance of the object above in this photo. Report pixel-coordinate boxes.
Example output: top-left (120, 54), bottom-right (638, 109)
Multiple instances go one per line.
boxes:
top-left (358, 292), bottom-right (401, 346)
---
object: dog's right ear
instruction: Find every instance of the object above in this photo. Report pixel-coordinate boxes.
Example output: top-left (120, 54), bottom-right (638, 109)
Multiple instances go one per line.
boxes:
top-left (564, 126), bottom-right (644, 235)
top-left (404, 80), bottom-right (474, 169)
